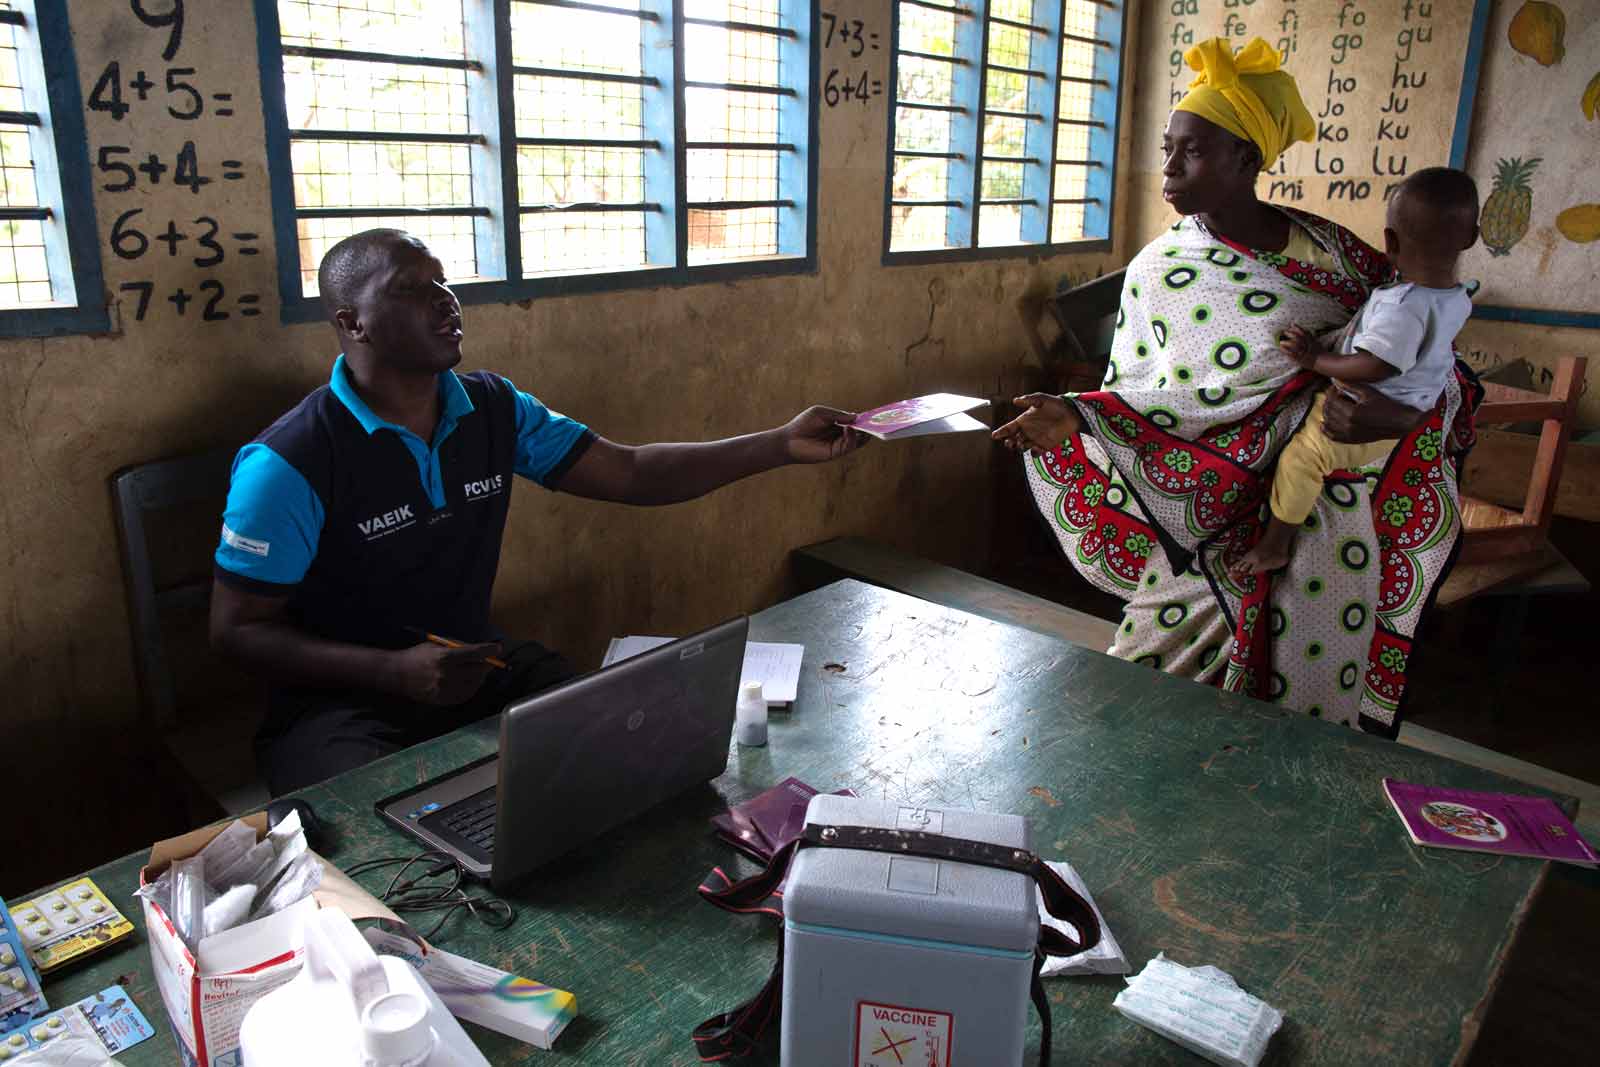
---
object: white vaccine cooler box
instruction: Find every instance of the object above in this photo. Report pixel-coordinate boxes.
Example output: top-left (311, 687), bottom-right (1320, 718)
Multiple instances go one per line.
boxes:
top-left (779, 795), bottom-right (1042, 1067)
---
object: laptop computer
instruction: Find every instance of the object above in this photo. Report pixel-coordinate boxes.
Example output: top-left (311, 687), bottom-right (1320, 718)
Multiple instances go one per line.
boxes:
top-left (376, 616), bottom-right (748, 890)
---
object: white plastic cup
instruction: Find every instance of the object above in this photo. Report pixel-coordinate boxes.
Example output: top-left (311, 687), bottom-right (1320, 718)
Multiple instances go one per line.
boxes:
top-left (735, 681), bottom-right (768, 747)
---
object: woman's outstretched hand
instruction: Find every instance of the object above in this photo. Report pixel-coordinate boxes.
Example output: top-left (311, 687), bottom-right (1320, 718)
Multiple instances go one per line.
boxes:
top-left (992, 393), bottom-right (1083, 455)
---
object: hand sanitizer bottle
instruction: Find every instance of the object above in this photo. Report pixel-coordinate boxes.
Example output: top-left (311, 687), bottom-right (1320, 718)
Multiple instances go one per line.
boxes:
top-left (735, 681), bottom-right (768, 747)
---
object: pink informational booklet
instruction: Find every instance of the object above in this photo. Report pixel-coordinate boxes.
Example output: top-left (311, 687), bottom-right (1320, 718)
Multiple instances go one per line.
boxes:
top-left (850, 393), bottom-right (989, 439)
top-left (1382, 778), bottom-right (1598, 867)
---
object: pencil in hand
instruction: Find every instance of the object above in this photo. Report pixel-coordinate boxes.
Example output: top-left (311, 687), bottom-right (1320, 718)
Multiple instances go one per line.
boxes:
top-left (404, 626), bottom-right (510, 669)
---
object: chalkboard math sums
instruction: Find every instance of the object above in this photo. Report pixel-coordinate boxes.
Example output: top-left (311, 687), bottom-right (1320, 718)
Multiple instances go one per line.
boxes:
top-left (88, 63), bottom-right (231, 122)
top-left (820, 9), bottom-right (880, 108)
top-left (118, 281), bottom-right (261, 324)
top-left (108, 210), bottom-right (259, 265)
top-left (821, 11), bottom-right (879, 57)
top-left (824, 68), bottom-right (882, 108)
top-left (96, 143), bottom-right (237, 194)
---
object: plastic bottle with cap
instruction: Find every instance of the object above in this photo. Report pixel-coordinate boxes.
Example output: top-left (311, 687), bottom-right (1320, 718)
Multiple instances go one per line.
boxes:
top-left (239, 907), bottom-right (488, 1067)
top-left (735, 681), bottom-right (768, 747)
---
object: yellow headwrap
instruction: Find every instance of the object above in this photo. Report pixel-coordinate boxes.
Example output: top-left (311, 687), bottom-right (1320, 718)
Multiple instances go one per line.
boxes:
top-left (1173, 37), bottom-right (1314, 170)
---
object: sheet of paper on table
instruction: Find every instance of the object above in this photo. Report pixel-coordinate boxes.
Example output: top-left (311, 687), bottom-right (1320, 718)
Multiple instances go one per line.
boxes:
top-left (602, 636), bottom-right (804, 706)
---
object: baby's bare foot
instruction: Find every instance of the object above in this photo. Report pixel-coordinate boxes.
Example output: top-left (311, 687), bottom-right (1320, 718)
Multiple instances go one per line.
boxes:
top-left (1231, 544), bottom-right (1291, 579)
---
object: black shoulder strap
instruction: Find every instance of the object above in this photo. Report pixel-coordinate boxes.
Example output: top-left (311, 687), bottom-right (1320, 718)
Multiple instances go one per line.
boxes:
top-left (692, 825), bottom-right (1101, 1063)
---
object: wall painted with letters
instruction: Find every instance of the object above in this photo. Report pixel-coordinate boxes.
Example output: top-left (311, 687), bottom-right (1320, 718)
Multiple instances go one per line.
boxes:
top-left (1126, 0), bottom-right (1600, 426)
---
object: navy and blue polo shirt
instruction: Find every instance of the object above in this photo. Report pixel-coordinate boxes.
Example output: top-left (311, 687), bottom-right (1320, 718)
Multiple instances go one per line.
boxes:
top-left (214, 356), bottom-right (592, 649)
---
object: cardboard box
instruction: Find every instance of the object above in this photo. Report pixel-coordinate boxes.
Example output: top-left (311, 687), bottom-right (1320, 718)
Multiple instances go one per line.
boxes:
top-left (139, 813), bottom-right (403, 1067)
top-left (364, 928), bottom-right (577, 1050)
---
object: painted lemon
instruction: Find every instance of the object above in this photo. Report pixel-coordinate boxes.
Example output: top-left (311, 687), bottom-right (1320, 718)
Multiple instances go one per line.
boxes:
top-left (1508, 1), bottom-right (1566, 67)
top-left (1555, 204), bottom-right (1600, 243)
top-left (1585, 71), bottom-right (1600, 120)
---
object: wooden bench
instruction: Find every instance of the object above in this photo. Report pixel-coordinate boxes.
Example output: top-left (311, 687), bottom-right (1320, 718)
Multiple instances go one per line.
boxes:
top-left (791, 536), bottom-right (1600, 838)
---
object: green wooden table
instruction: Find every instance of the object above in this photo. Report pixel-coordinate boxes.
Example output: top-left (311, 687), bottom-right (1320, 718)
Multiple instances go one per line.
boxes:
top-left (33, 580), bottom-right (1563, 1065)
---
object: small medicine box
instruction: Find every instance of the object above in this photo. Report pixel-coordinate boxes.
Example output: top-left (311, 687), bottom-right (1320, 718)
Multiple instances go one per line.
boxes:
top-left (781, 795), bottom-right (1039, 1067)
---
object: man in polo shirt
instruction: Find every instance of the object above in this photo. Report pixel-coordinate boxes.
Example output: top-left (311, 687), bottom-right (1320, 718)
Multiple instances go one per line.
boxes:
top-left (212, 229), bottom-right (867, 795)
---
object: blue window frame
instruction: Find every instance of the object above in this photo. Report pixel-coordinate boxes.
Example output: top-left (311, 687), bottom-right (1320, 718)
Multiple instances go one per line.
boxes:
top-left (884, 0), bottom-right (1126, 264)
top-left (0, 0), bottom-right (108, 337)
top-left (256, 0), bottom-right (819, 323)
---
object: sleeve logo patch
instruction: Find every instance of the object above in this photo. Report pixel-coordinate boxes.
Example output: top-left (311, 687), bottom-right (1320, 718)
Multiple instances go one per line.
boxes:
top-left (221, 523), bottom-right (271, 557)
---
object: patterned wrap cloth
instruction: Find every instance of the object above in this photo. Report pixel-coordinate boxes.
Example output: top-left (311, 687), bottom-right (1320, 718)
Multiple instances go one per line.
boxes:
top-left (1024, 209), bottom-right (1480, 736)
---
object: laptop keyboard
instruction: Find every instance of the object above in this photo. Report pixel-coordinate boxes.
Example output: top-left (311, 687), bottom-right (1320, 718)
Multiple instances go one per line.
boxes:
top-left (440, 789), bottom-right (497, 855)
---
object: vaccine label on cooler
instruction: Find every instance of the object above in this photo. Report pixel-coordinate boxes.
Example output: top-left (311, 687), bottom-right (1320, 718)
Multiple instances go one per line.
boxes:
top-left (854, 1001), bottom-right (953, 1067)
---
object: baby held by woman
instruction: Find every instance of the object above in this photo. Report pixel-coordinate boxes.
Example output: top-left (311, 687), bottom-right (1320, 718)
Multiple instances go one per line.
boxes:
top-left (1232, 167), bottom-right (1479, 577)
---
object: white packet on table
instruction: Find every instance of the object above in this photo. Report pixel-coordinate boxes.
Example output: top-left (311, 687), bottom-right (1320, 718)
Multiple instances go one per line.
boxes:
top-left (250, 821), bottom-right (308, 902)
top-left (210, 835), bottom-right (277, 891)
top-left (1039, 860), bottom-right (1129, 976)
top-left (1112, 954), bottom-right (1282, 1067)
top-left (250, 852), bottom-right (323, 921)
top-left (169, 855), bottom-right (211, 952)
top-left (212, 809), bottom-right (304, 891)
top-left (196, 818), bottom-right (258, 884)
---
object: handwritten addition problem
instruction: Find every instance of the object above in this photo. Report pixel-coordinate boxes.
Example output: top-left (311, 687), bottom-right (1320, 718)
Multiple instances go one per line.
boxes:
top-left (821, 10), bottom-right (883, 108)
top-left (91, 0), bottom-right (260, 325)
top-left (1163, 1), bottom-right (1440, 207)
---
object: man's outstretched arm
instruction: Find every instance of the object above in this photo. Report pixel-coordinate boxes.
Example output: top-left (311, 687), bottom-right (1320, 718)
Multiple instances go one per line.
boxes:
top-left (554, 405), bottom-right (865, 505)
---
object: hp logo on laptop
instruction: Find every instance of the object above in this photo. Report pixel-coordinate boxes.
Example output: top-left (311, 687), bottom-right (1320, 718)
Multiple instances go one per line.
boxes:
top-left (627, 709), bottom-right (646, 732)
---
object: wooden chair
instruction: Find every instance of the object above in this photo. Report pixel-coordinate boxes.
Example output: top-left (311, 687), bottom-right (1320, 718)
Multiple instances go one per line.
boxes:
top-left (111, 447), bottom-right (269, 819)
top-left (1456, 356), bottom-right (1587, 565)
top-left (1016, 269), bottom-right (1123, 393)
top-left (988, 271), bottom-right (1129, 618)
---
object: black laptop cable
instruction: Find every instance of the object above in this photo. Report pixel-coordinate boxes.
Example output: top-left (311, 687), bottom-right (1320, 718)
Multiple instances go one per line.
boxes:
top-left (345, 850), bottom-right (516, 942)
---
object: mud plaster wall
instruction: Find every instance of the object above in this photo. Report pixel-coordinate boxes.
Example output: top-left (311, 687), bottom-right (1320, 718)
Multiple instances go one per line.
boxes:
top-left (1125, 0), bottom-right (1600, 427)
top-left (0, 0), bottom-right (1141, 811)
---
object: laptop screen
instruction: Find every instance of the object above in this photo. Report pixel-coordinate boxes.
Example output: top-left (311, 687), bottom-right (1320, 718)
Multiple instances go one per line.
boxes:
top-left (489, 616), bottom-right (749, 888)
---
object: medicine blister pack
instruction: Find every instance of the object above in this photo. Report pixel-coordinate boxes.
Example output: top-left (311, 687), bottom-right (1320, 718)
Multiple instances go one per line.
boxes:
top-left (0, 898), bottom-right (47, 1036)
top-left (0, 1009), bottom-right (83, 1060)
top-left (10, 879), bottom-right (134, 974)
top-left (0, 985), bottom-right (155, 1062)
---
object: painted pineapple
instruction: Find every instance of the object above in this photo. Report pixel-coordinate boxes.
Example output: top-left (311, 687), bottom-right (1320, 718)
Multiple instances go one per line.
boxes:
top-left (1480, 157), bottom-right (1542, 257)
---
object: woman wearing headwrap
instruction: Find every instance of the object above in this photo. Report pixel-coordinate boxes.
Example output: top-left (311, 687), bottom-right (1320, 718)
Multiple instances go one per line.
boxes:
top-left (994, 38), bottom-right (1478, 736)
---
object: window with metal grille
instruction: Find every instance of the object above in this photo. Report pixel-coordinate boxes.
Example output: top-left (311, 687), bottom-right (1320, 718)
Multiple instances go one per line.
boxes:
top-left (885, 0), bottom-right (1125, 263)
top-left (259, 0), bottom-right (817, 320)
top-left (0, 1), bottom-right (107, 337)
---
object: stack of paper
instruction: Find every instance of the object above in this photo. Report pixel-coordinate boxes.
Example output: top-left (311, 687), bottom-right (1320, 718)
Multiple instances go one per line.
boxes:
top-left (602, 636), bottom-right (804, 708)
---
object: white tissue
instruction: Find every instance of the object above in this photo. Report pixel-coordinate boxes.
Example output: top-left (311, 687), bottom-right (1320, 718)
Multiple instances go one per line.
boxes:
top-left (1039, 860), bottom-right (1129, 976)
top-left (1112, 954), bottom-right (1282, 1067)
top-left (201, 884), bottom-right (257, 939)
